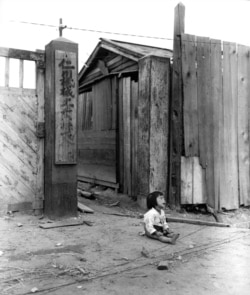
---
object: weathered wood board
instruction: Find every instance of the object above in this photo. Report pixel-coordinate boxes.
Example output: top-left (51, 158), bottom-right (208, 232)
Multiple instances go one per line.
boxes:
top-left (210, 38), bottom-right (222, 210)
top-left (39, 219), bottom-right (84, 229)
top-left (192, 157), bottom-right (205, 204)
top-left (55, 50), bottom-right (77, 164)
top-left (138, 56), bottom-right (170, 198)
top-left (138, 56), bottom-right (154, 196)
top-left (35, 63), bottom-right (45, 210)
top-left (122, 77), bottom-right (131, 194)
top-left (237, 45), bottom-right (250, 206)
top-left (196, 36), bottom-right (215, 207)
top-left (181, 34), bottom-right (198, 156)
top-left (149, 57), bottom-right (169, 195)
top-left (131, 81), bottom-right (138, 197)
top-left (220, 42), bottom-right (238, 209)
top-left (197, 36), bottom-right (211, 169)
top-left (169, 3), bottom-right (185, 207)
top-left (118, 77), bottom-right (124, 190)
top-left (181, 156), bottom-right (193, 204)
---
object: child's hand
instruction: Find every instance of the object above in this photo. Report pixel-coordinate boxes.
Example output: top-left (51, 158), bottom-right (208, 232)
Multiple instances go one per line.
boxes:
top-left (164, 228), bottom-right (173, 235)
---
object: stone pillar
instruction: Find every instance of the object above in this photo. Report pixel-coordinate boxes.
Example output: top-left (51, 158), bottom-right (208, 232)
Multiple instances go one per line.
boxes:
top-left (44, 37), bottom-right (78, 218)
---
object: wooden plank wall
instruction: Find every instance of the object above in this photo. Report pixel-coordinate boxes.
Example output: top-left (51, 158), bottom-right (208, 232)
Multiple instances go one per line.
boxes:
top-left (181, 33), bottom-right (250, 209)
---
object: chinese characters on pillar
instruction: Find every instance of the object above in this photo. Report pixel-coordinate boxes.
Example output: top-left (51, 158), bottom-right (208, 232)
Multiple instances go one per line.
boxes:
top-left (55, 50), bottom-right (77, 164)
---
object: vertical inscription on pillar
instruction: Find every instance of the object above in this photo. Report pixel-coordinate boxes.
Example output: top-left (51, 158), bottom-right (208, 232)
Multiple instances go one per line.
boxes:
top-left (55, 50), bottom-right (77, 164)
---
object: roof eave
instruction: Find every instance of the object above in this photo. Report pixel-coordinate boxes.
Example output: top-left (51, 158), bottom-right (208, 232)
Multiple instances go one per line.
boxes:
top-left (100, 38), bottom-right (143, 60)
top-left (78, 41), bottom-right (102, 80)
top-left (79, 39), bottom-right (144, 80)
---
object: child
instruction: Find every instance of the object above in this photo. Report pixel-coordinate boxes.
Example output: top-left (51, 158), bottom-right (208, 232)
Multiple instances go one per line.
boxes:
top-left (143, 191), bottom-right (179, 244)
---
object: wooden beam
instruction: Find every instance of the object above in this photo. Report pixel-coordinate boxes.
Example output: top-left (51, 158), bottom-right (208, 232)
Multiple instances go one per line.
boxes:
top-left (123, 77), bottom-right (131, 195)
top-left (138, 55), bottom-right (170, 203)
top-left (149, 56), bottom-right (170, 195)
top-left (138, 57), bottom-right (151, 196)
top-left (169, 3), bottom-right (185, 208)
top-left (0, 47), bottom-right (44, 62)
top-left (131, 81), bottom-right (138, 197)
top-left (118, 77), bottom-right (124, 191)
top-left (39, 219), bottom-right (84, 229)
top-left (101, 44), bottom-right (139, 62)
top-left (34, 61), bottom-right (45, 214)
top-left (166, 216), bottom-right (230, 228)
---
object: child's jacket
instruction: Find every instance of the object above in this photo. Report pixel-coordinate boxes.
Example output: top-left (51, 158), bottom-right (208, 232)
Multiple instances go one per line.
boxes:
top-left (144, 208), bottom-right (169, 234)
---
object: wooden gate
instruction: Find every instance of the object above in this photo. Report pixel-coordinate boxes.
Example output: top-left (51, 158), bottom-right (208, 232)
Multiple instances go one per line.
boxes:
top-left (0, 47), bottom-right (45, 214)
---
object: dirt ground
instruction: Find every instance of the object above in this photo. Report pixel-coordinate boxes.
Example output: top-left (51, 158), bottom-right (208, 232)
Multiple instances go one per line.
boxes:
top-left (1, 183), bottom-right (250, 295)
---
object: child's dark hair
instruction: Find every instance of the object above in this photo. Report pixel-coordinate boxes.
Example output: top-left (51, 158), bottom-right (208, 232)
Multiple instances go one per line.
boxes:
top-left (146, 191), bottom-right (164, 209)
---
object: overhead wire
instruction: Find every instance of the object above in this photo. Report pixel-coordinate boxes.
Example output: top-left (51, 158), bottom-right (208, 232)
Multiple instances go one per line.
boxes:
top-left (10, 20), bottom-right (172, 41)
top-left (9, 20), bottom-right (232, 46)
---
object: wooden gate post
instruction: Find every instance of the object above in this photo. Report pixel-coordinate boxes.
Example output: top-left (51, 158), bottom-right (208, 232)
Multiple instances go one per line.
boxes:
top-left (137, 55), bottom-right (171, 208)
top-left (168, 3), bottom-right (185, 208)
top-left (44, 37), bottom-right (78, 218)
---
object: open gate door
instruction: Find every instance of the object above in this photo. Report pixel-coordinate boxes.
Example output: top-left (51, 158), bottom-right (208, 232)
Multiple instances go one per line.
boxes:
top-left (0, 47), bottom-right (45, 214)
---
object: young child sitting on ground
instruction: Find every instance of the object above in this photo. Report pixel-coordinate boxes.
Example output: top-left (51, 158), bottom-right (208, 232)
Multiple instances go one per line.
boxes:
top-left (143, 191), bottom-right (179, 244)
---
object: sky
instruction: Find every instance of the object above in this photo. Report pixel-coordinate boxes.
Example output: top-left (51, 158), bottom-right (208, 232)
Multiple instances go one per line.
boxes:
top-left (0, 0), bottom-right (250, 71)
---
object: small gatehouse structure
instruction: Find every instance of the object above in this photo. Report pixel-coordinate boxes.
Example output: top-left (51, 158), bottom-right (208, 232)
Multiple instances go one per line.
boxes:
top-left (78, 38), bottom-right (172, 205)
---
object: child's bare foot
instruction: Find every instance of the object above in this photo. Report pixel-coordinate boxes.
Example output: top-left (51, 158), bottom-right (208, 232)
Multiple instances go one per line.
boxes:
top-left (170, 233), bottom-right (180, 244)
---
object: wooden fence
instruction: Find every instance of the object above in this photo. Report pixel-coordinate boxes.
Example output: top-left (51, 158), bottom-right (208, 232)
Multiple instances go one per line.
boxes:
top-left (180, 33), bottom-right (250, 210)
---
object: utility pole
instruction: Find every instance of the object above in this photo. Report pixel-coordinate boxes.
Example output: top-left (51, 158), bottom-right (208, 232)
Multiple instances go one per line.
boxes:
top-left (59, 18), bottom-right (67, 37)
